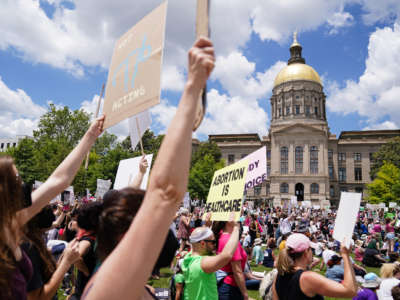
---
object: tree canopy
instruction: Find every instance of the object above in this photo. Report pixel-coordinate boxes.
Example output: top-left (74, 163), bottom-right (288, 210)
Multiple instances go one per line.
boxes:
top-left (370, 137), bottom-right (400, 179)
top-left (367, 162), bottom-right (400, 204)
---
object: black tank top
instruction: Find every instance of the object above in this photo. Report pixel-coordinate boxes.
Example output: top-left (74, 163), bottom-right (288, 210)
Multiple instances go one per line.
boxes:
top-left (275, 270), bottom-right (324, 300)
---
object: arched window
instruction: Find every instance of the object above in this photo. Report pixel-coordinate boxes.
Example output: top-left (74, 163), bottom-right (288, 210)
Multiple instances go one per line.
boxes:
top-left (280, 146), bottom-right (288, 174)
top-left (295, 146), bottom-right (303, 174)
top-left (310, 146), bottom-right (318, 174)
top-left (280, 183), bottom-right (289, 194)
top-left (311, 183), bottom-right (319, 194)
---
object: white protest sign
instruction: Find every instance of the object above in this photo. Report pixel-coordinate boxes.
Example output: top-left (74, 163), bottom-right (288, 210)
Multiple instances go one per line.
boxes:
top-left (333, 192), bottom-right (361, 248)
top-left (384, 207), bottom-right (389, 212)
top-left (240, 146), bottom-right (267, 190)
top-left (247, 201), bottom-right (254, 211)
top-left (273, 199), bottom-right (281, 207)
top-left (322, 200), bottom-right (330, 209)
top-left (61, 186), bottom-right (74, 205)
top-left (103, 2), bottom-right (167, 129)
top-left (114, 154), bottom-right (153, 190)
top-left (313, 205), bottom-right (320, 210)
top-left (290, 196), bottom-right (298, 207)
top-left (389, 202), bottom-right (396, 208)
top-left (129, 110), bottom-right (151, 150)
top-left (302, 200), bottom-right (312, 208)
top-left (95, 179), bottom-right (112, 199)
top-left (379, 203), bottom-right (386, 208)
top-left (183, 192), bottom-right (191, 209)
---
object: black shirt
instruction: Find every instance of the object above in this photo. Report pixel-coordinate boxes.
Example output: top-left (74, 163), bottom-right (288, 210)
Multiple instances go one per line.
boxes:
top-left (275, 270), bottom-right (324, 300)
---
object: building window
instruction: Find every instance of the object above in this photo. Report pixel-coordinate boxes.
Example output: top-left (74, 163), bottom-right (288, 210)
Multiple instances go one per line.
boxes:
top-left (328, 149), bottom-right (333, 160)
top-left (355, 167), bottom-right (362, 181)
top-left (286, 106), bottom-right (290, 115)
top-left (295, 146), bottom-right (303, 174)
top-left (340, 186), bottom-right (348, 193)
top-left (280, 183), bottom-right (289, 193)
top-left (305, 106), bottom-right (310, 115)
top-left (314, 107), bottom-right (318, 115)
top-left (241, 154), bottom-right (247, 159)
top-left (266, 184), bottom-right (270, 195)
top-left (254, 186), bottom-right (261, 196)
top-left (278, 108), bottom-right (282, 116)
top-left (355, 187), bottom-right (363, 195)
top-left (354, 153), bottom-right (361, 161)
top-left (267, 163), bottom-right (271, 176)
top-left (296, 95), bottom-right (300, 99)
top-left (6, 143), bottom-right (10, 148)
top-left (339, 167), bottom-right (346, 181)
top-left (330, 185), bottom-right (335, 197)
top-left (295, 105), bottom-right (300, 115)
top-left (267, 149), bottom-right (271, 160)
top-left (0, 143), bottom-right (3, 149)
top-left (280, 146), bottom-right (288, 174)
top-left (338, 152), bottom-right (346, 162)
top-left (13, 143), bottom-right (16, 147)
top-left (369, 152), bottom-right (375, 161)
top-left (310, 146), bottom-right (318, 174)
top-left (310, 183), bottom-right (319, 194)
top-left (329, 165), bottom-right (334, 179)
top-left (228, 154), bottom-right (235, 164)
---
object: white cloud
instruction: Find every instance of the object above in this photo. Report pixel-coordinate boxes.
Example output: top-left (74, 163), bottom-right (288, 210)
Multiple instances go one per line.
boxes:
top-left (0, 77), bottom-right (46, 137)
top-left (196, 89), bottom-right (269, 137)
top-left (212, 52), bottom-right (285, 99)
top-left (327, 11), bottom-right (354, 34)
top-left (150, 100), bottom-right (177, 133)
top-left (359, 0), bottom-right (400, 25)
top-left (327, 23), bottom-right (400, 128)
top-left (161, 65), bottom-right (185, 92)
top-left (363, 120), bottom-right (398, 130)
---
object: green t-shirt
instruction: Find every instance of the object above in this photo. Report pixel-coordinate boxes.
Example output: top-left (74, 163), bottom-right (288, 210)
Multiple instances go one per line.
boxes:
top-left (181, 252), bottom-right (218, 300)
top-left (175, 273), bottom-right (184, 285)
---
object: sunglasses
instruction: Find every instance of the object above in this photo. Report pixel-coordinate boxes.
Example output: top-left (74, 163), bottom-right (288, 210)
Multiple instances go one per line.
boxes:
top-left (203, 239), bottom-right (217, 244)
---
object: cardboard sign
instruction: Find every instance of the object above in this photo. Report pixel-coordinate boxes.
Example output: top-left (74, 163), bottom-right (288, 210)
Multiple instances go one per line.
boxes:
top-left (389, 202), bottom-right (397, 208)
top-left (103, 2), bottom-right (167, 128)
top-left (333, 192), bottom-right (361, 248)
top-left (183, 192), bottom-right (191, 209)
top-left (114, 154), bottom-right (153, 190)
top-left (240, 146), bottom-right (267, 190)
top-left (290, 196), bottom-right (298, 207)
top-left (95, 179), bottom-right (112, 199)
top-left (129, 110), bottom-right (151, 150)
top-left (205, 160), bottom-right (248, 221)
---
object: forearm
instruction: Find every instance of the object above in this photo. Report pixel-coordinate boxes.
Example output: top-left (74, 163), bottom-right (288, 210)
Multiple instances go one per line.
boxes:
top-left (52, 212), bottom-right (65, 228)
top-left (233, 270), bottom-right (248, 298)
top-left (341, 253), bottom-right (357, 294)
top-left (41, 259), bottom-right (71, 300)
top-left (130, 172), bottom-right (145, 189)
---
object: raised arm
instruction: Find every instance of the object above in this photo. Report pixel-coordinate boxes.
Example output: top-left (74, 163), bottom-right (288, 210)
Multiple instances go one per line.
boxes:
top-left (129, 155), bottom-right (148, 189)
top-left (201, 223), bottom-right (240, 273)
top-left (82, 37), bottom-right (215, 300)
top-left (18, 116), bottom-right (105, 225)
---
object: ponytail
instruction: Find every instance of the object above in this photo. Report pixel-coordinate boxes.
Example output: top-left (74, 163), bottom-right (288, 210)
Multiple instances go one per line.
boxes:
top-left (276, 248), bottom-right (305, 275)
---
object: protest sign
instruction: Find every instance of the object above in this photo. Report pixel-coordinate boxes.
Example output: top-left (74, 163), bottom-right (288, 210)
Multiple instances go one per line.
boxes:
top-left (114, 154), bottom-right (153, 190)
top-left (273, 198), bottom-right (281, 208)
top-left (389, 202), bottom-right (396, 208)
top-left (183, 192), bottom-right (191, 209)
top-left (205, 159), bottom-right (248, 221)
top-left (302, 200), bottom-right (312, 208)
top-left (384, 207), bottom-right (389, 212)
top-left (313, 205), bottom-right (320, 210)
top-left (322, 200), bottom-right (330, 209)
top-left (290, 196), bottom-right (298, 207)
top-left (95, 179), bottom-right (112, 199)
top-left (129, 110), bottom-right (151, 153)
top-left (240, 146), bottom-right (267, 190)
top-left (103, 2), bottom-right (167, 128)
top-left (379, 203), bottom-right (386, 208)
top-left (61, 186), bottom-right (74, 206)
top-left (333, 192), bottom-right (361, 248)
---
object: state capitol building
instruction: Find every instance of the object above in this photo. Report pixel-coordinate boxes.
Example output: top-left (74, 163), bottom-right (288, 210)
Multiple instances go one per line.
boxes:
top-left (207, 35), bottom-right (400, 207)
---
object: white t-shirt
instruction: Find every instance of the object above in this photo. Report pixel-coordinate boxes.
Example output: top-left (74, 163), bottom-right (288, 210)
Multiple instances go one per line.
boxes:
top-left (280, 218), bottom-right (292, 235)
top-left (322, 249), bottom-right (337, 264)
top-left (377, 278), bottom-right (400, 300)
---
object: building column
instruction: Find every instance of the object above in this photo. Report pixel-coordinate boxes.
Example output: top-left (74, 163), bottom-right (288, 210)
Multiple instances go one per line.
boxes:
top-left (304, 144), bottom-right (309, 174)
top-left (289, 143), bottom-right (294, 173)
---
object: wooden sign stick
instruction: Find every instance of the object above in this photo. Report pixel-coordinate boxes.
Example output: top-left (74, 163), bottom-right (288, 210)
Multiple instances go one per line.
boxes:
top-left (193, 0), bottom-right (210, 131)
top-left (85, 83), bottom-right (105, 170)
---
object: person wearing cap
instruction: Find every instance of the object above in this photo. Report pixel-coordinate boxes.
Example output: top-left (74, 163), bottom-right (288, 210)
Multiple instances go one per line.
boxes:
top-left (273, 233), bottom-right (358, 300)
top-left (252, 238), bottom-right (263, 265)
top-left (353, 272), bottom-right (381, 300)
top-left (181, 222), bottom-right (240, 300)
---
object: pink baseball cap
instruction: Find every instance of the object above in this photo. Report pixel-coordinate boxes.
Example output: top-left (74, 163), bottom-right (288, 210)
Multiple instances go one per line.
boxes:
top-left (286, 233), bottom-right (318, 253)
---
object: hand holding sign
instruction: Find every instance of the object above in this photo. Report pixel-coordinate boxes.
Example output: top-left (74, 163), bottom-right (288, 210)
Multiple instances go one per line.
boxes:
top-left (87, 115), bottom-right (105, 140)
top-left (139, 155), bottom-right (148, 174)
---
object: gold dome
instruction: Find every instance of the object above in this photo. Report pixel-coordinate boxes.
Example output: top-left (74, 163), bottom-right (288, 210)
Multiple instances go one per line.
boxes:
top-left (274, 63), bottom-right (322, 87)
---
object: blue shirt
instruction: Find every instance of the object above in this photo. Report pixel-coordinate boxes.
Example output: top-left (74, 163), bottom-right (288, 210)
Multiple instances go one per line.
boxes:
top-left (326, 265), bottom-right (344, 282)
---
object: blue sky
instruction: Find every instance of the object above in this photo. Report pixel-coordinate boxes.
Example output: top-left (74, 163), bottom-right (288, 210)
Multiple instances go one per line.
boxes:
top-left (1, 0), bottom-right (400, 141)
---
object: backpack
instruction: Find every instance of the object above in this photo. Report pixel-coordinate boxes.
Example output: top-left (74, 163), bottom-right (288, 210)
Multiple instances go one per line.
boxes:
top-left (169, 274), bottom-right (184, 300)
top-left (259, 269), bottom-right (277, 300)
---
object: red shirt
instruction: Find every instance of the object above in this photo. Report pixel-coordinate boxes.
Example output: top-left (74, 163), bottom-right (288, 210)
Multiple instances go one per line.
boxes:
top-left (217, 232), bottom-right (247, 287)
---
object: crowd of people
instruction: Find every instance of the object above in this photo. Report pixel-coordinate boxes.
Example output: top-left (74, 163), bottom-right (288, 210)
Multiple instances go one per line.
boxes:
top-left (1, 37), bottom-right (400, 300)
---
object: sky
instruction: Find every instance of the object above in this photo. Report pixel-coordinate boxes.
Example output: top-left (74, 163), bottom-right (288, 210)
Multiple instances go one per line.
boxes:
top-left (1, 0), bottom-right (400, 141)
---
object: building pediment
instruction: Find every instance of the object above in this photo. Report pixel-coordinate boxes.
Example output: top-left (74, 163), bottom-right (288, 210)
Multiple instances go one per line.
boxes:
top-left (272, 123), bottom-right (327, 135)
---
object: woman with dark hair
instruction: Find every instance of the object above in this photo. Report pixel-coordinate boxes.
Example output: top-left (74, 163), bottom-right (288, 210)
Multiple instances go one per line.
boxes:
top-left (272, 233), bottom-right (357, 300)
top-left (213, 221), bottom-right (249, 300)
top-left (263, 238), bottom-right (276, 268)
top-left (362, 239), bottom-right (386, 268)
top-left (325, 255), bottom-right (344, 283)
top-left (0, 116), bottom-right (104, 299)
top-left (22, 205), bottom-right (80, 300)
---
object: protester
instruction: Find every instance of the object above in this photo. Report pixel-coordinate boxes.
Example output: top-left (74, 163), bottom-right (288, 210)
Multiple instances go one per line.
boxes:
top-left (325, 255), bottom-right (344, 282)
top-left (263, 238), bottom-right (276, 268)
top-left (363, 240), bottom-right (386, 268)
top-left (0, 115), bottom-right (104, 299)
top-left (252, 238), bottom-right (264, 265)
top-left (181, 222), bottom-right (240, 300)
top-left (377, 264), bottom-right (400, 300)
top-left (273, 233), bottom-right (358, 299)
top-left (177, 208), bottom-right (191, 252)
top-left (80, 37), bottom-right (215, 300)
top-left (353, 273), bottom-right (381, 300)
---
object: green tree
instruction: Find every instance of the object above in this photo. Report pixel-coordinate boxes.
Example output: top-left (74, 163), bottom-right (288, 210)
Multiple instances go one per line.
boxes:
top-left (7, 138), bottom-right (37, 184)
top-left (371, 137), bottom-right (400, 179)
top-left (188, 141), bottom-right (225, 202)
top-left (367, 162), bottom-right (400, 204)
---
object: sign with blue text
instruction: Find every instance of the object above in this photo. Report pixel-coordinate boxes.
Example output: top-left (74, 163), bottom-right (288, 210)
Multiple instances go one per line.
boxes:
top-left (103, 2), bottom-right (167, 128)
